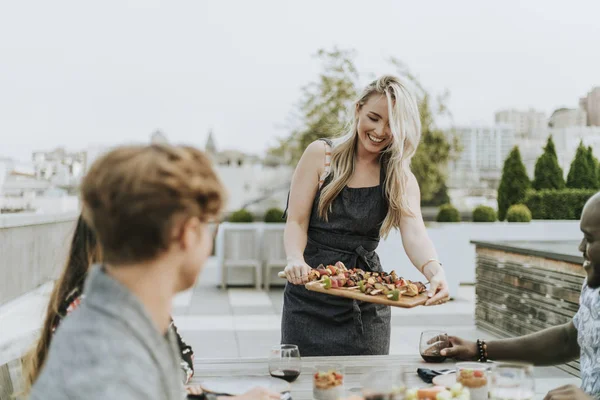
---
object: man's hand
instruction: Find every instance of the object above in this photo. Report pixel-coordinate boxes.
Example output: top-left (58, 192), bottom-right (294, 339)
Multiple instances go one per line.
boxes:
top-left (436, 336), bottom-right (478, 361)
top-left (544, 384), bottom-right (593, 400)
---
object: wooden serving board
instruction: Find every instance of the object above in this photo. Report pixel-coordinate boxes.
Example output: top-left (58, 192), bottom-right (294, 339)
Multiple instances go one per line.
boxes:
top-left (304, 281), bottom-right (428, 308)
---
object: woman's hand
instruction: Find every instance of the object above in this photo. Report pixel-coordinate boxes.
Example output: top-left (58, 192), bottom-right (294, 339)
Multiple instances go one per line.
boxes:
top-left (423, 263), bottom-right (450, 306)
top-left (284, 258), bottom-right (312, 285)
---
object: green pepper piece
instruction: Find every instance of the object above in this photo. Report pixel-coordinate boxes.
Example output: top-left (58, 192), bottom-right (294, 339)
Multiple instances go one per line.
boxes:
top-left (387, 289), bottom-right (400, 301)
top-left (322, 276), bottom-right (332, 289)
top-left (358, 280), bottom-right (366, 293)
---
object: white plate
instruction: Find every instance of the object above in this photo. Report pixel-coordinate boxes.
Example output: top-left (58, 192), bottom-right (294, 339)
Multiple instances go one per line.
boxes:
top-left (432, 372), bottom-right (457, 388)
top-left (199, 376), bottom-right (291, 395)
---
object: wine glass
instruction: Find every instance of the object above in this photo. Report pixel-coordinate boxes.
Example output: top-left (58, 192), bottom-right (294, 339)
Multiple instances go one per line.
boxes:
top-left (268, 344), bottom-right (301, 383)
top-left (489, 363), bottom-right (535, 400)
top-left (419, 330), bottom-right (449, 363)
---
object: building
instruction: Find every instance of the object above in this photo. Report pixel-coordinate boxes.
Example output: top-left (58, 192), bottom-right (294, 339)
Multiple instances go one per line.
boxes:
top-left (580, 87), bottom-right (600, 127)
top-left (548, 108), bottom-right (587, 129)
top-left (495, 108), bottom-right (547, 139)
top-left (447, 125), bottom-right (516, 191)
top-left (0, 159), bottom-right (8, 196)
top-left (551, 126), bottom-right (600, 174)
top-left (0, 157), bottom-right (79, 214)
top-left (518, 126), bottom-right (600, 178)
top-left (32, 148), bottom-right (86, 186)
top-left (203, 130), bottom-right (293, 215)
top-left (516, 137), bottom-right (547, 178)
top-left (205, 129), bottom-right (217, 155)
top-left (150, 130), bottom-right (169, 144)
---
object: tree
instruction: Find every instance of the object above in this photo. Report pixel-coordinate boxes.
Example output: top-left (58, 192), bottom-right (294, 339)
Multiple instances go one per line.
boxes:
top-left (586, 146), bottom-right (599, 189)
top-left (498, 146), bottom-right (531, 221)
top-left (389, 57), bottom-right (458, 204)
top-left (269, 47), bottom-right (359, 165)
top-left (532, 135), bottom-right (565, 190)
top-left (567, 142), bottom-right (597, 189)
top-left (270, 47), bottom-right (457, 203)
top-left (421, 182), bottom-right (450, 207)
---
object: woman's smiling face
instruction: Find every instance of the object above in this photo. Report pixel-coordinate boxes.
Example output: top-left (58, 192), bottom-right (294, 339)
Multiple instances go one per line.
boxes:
top-left (356, 94), bottom-right (394, 155)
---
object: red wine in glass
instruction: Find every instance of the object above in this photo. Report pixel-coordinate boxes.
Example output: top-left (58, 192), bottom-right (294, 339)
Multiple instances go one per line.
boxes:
top-left (269, 344), bottom-right (301, 383)
top-left (270, 369), bottom-right (301, 383)
top-left (420, 353), bottom-right (447, 363)
top-left (419, 331), bottom-right (449, 363)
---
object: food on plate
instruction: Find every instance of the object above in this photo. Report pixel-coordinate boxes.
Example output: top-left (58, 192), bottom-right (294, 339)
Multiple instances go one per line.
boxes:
top-left (307, 261), bottom-right (427, 301)
top-left (405, 383), bottom-right (470, 400)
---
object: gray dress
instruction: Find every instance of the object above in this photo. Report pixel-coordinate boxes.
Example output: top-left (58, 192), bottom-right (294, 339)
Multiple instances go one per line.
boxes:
top-left (281, 138), bottom-right (391, 356)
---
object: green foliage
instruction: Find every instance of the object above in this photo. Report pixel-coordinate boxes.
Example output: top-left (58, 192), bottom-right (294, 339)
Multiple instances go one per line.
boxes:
top-left (229, 209), bottom-right (254, 223)
top-left (269, 47), bottom-right (457, 203)
top-left (472, 206), bottom-right (497, 222)
top-left (567, 142), bottom-right (598, 189)
top-left (532, 136), bottom-right (565, 190)
top-left (587, 146), bottom-right (599, 188)
top-left (390, 57), bottom-right (458, 204)
top-left (506, 204), bottom-right (532, 222)
top-left (498, 146), bottom-right (531, 221)
top-left (436, 204), bottom-right (461, 222)
top-left (523, 189), bottom-right (545, 219)
top-left (525, 189), bottom-right (597, 220)
top-left (421, 183), bottom-right (450, 207)
top-left (410, 96), bottom-right (453, 204)
top-left (269, 47), bottom-right (359, 165)
top-left (264, 208), bottom-right (285, 223)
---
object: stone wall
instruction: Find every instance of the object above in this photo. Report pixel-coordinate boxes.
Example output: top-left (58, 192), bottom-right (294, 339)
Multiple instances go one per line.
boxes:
top-left (474, 245), bottom-right (585, 376)
top-left (0, 213), bottom-right (78, 306)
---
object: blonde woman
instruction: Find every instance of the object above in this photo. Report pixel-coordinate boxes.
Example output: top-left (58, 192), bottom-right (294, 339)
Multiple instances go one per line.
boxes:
top-left (282, 75), bottom-right (450, 356)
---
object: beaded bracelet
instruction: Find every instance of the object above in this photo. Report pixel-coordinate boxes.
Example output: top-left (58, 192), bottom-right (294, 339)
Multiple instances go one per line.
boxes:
top-left (476, 339), bottom-right (488, 362)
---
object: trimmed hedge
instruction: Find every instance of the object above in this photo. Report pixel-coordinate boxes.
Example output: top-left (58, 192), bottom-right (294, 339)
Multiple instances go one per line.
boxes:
top-left (498, 146), bottom-right (530, 220)
top-left (506, 204), bottom-right (532, 222)
top-left (436, 204), bottom-right (461, 222)
top-left (525, 189), bottom-right (597, 220)
top-left (264, 208), bottom-right (285, 223)
top-left (229, 209), bottom-right (254, 223)
top-left (472, 206), bottom-right (497, 222)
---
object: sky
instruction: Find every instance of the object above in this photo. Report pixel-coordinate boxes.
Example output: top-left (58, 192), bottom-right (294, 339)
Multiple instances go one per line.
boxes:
top-left (0, 0), bottom-right (599, 162)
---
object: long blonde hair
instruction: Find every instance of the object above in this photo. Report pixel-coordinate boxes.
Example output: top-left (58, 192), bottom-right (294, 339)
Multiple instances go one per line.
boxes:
top-left (318, 75), bottom-right (421, 237)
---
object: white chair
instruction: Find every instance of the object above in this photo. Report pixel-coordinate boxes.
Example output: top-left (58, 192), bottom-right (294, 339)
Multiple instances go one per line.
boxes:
top-left (262, 225), bottom-right (287, 290)
top-left (220, 224), bottom-right (262, 290)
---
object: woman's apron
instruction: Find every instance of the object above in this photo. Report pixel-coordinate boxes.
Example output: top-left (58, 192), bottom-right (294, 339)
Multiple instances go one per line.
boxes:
top-left (281, 139), bottom-right (391, 356)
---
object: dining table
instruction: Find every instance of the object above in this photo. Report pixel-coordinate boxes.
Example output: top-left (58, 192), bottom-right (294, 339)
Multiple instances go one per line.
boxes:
top-left (191, 355), bottom-right (581, 400)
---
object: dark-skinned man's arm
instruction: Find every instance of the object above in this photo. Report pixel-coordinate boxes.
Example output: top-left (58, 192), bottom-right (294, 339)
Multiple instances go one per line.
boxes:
top-left (442, 320), bottom-right (580, 366)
